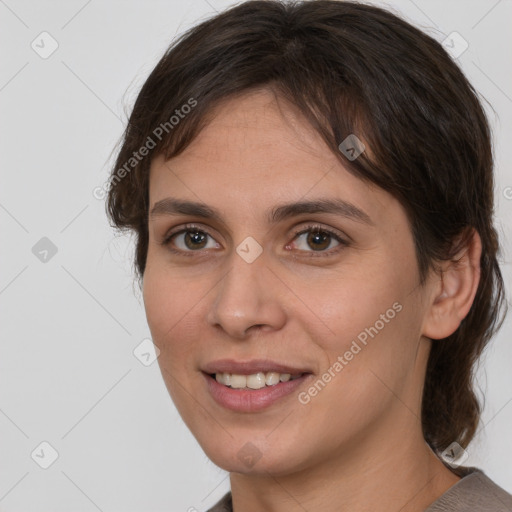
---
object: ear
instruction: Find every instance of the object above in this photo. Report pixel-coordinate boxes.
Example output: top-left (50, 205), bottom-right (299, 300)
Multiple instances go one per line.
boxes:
top-left (422, 228), bottom-right (482, 340)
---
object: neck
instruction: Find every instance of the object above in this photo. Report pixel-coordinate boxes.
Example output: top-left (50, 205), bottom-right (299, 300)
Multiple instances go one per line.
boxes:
top-left (229, 415), bottom-right (460, 512)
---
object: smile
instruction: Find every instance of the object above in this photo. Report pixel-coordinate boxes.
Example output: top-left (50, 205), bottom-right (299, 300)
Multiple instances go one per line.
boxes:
top-left (203, 372), bottom-right (312, 412)
top-left (213, 371), bottom-right (303, 390)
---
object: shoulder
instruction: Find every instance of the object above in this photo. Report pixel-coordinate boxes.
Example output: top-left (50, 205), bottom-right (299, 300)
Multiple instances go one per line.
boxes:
top-left (425, 466), bottom-right (512, 512)
top-left (204, 468), bottom-right (512, 512)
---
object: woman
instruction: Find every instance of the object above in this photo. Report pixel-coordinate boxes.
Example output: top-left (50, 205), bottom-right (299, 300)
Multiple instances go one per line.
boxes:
top-left (106, 1), bottom-right (511, 510)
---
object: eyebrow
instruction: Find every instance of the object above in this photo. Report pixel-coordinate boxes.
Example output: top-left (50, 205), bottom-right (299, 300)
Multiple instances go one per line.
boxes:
top-left (149, 197), bottom-right (374, 226)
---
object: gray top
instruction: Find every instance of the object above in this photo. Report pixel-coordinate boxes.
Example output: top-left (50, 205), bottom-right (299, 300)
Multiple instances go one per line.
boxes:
top-left (206, 467), bottom-right (512, 511)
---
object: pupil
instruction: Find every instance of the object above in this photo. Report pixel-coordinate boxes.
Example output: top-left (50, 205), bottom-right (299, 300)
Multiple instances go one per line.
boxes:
top-left (307, 230), bottom-right (330, 251)
top-left (185, 231), bottom-right (206, 249)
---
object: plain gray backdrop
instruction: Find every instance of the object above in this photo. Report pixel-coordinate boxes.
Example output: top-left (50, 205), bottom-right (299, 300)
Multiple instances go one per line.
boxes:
top-left (1, 0), bottom-right (511, 510)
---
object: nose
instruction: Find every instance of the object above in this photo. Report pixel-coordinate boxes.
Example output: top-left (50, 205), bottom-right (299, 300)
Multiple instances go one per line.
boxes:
top-left (207, 249), bottom-right (287, 339)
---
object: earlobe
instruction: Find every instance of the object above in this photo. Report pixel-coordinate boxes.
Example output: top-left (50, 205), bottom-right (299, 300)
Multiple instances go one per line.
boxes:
top-left (422, 229), bottom-right (482, 340)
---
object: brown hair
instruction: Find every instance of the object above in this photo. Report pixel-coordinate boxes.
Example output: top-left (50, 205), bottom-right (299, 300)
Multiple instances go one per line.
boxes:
top-left (106, 0), bottom-right (506, 455)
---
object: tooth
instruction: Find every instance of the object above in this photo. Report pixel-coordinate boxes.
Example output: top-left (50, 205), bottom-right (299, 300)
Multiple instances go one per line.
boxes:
top-left (215, 373), bottom-right (232, 386)
top-left (247, 372), bottom-right (266, 389)
top-left (230, 374), bottom-right (247, 389)
top-left (265, 372), bottom-right (280, 386)
top-left (215, 371), bottom-right (302, 388)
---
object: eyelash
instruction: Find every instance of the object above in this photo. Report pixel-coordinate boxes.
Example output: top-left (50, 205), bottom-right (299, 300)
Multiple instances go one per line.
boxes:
top-left (161, 223), bottom-right (349, 258)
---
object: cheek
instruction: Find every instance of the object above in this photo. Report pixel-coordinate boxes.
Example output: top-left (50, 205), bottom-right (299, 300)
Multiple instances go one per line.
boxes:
top-left (142, 261), bottom-right (203, 364)
top-left (297, 259), bottom-right (409, 354)
top-left (295, 256), bottom-right (420, 403)
top-left (142, 262), bottom-right (209, 420)
top-left (300, 267), bottom-right (424, 420)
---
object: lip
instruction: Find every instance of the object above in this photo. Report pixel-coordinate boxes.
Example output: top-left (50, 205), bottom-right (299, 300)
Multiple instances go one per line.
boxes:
top-left (203, 371), bottom-right (311, 412)
top-left (202, 358), bottom-right (312, 376)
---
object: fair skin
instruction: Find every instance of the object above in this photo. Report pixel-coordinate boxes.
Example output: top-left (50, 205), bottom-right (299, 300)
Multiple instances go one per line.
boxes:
top-left (143, 88), bottom-right (481, 512)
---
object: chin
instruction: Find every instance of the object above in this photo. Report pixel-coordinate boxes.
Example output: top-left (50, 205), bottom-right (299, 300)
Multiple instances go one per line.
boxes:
top-left (198, 434), bottom-right (312, 476)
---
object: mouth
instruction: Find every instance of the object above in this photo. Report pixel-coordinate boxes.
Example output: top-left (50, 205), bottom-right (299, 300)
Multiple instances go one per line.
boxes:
top-left (201, 359), bottom-right (313, 412)
top-left (208, 371), bottom-right (304, 390)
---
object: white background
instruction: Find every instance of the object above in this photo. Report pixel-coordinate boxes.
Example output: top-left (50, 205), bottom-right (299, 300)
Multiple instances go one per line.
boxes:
top-left (1, 0), bottom-right (511, 511)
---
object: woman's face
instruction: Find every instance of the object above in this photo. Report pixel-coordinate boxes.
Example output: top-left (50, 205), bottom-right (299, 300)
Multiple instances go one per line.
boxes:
top-left (143, 89), bottom-right (436, 475)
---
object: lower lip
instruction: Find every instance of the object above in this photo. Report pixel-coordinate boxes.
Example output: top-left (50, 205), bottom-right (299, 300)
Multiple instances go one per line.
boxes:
top-left (203, 372), bottom-right (310, 413)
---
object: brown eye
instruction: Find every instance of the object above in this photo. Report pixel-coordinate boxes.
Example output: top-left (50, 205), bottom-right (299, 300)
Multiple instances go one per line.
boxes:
top-left (306, 230), bottom-right (332, 251)
top-left (163, 226), bottom-right (220, 253)
top-left (290, 225), bottom-right (348, 256)
top-left (183, 230), bottom-right (208, 250)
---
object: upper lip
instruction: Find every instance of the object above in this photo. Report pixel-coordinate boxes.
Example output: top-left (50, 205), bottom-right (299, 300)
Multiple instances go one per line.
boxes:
top-left (202, 359), bottom-right (312, 376)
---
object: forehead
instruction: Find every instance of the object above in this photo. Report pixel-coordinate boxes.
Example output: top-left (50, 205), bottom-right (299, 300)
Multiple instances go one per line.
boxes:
top-left (148, 88), bottom-right (394, 225)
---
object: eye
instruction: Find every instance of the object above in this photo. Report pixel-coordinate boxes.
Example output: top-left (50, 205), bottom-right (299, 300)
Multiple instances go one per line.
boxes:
top-left (161, 223), bottom-right (349, 258)
top-left (162, 224), bottom-right (220, 254)
top-left (287, 224), bottom-right (348, 256)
